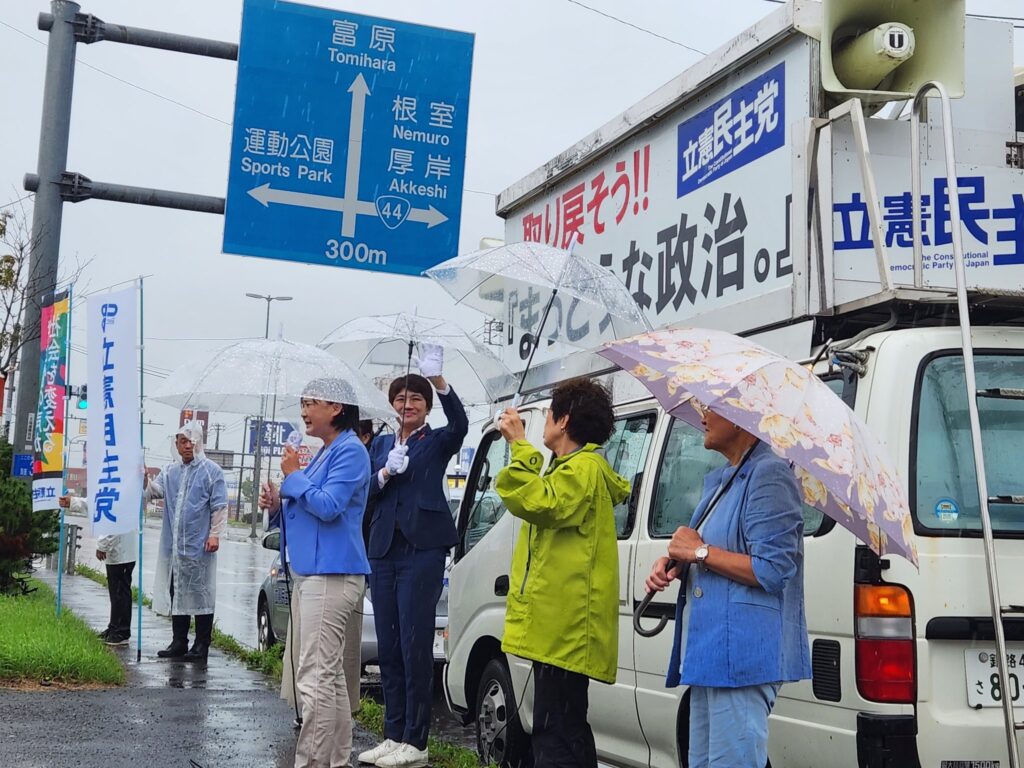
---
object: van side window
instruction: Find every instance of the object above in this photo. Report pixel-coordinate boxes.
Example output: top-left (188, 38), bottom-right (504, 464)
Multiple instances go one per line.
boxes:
top-left (914, 353), bottom-right (1024, 534)
top-left (651, 415), bottom-right (833, 539)
top-left (650, 420), bottom-right (725, 537)
top-left (462, 431), bottom-right (515, 554)
top-left (597, 412), bottom-right (656, 538)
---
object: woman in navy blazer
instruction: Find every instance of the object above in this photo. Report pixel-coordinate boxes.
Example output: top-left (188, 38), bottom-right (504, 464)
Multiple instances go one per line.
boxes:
top-left (358, 345), bottom-right (468, 768)
top-left (646, 406), bottom-right (811, 768)
top-left (260, 378), bottom-right (371, 768)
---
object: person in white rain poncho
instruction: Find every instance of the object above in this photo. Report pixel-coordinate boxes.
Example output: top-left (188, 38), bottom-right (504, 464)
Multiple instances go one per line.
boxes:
top-left (145, 420), bottom-right (228, 662)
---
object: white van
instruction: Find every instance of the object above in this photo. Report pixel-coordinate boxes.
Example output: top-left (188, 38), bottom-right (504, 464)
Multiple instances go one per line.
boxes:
top-left (444, 323), bottom-right (1024, 767)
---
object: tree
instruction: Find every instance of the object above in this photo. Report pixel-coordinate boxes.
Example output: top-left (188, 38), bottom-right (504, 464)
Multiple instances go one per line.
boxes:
top-left (0, 198), bottom-right (88, 437)
top-left (0, 439), bottom-right (58, 595)
top-left (240, 477), bottom-right (255, 503)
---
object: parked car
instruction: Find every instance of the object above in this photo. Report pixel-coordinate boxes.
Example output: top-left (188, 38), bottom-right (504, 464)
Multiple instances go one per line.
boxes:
top-left (257, 530), bottom-right (448, 666)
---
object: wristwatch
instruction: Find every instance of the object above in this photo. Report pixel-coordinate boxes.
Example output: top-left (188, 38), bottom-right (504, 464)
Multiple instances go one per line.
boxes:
top-left (694, 544), bottom-right (710, 566)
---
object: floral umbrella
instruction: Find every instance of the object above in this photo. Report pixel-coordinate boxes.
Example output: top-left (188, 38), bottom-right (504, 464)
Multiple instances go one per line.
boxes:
top-left (599, 327), bottom-right (918, 565)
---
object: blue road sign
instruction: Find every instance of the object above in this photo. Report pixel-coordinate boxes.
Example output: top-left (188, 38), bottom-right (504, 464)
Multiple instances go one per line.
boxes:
top-left (248, 420), bottom-right (299, 457)
top-left (12, 453), bottom-right (33, 478)
top-left (225, 0), bottom-right (474, 277)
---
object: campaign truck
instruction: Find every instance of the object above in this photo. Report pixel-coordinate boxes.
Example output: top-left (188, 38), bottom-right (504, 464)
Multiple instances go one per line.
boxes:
top-left (444, 1), bottom-right (1024, 766)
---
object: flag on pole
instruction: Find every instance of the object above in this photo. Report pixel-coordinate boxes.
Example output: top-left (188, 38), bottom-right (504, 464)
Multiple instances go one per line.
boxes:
top-left (32, 291), bottom-right (70, 512)
top-left (87, 288), bottom-right (142, 536)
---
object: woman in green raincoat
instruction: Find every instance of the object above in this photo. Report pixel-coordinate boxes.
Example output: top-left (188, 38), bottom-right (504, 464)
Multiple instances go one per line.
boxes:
top-left (496, 378), bottom-right (630, 768)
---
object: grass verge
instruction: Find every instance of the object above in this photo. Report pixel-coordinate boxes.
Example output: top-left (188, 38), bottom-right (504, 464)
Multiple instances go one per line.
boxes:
top-left (0, 579), bottom-right (125, 685)
top-left (73, 564), bottom-right (487, 767)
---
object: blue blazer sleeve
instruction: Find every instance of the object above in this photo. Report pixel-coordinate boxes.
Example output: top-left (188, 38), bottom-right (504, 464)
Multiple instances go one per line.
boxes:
top-left (367, 434), bottom-right (392, 502)
top-left (435, 387), bottom-right (469, 455)
top-left (743, 458), bottom-right (804, 595)
top-left (280, 439), bottom-right (367, 523)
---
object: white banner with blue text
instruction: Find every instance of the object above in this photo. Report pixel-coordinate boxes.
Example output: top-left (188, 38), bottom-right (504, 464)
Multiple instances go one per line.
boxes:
top-left (87, 287), bottom-right (142, 537)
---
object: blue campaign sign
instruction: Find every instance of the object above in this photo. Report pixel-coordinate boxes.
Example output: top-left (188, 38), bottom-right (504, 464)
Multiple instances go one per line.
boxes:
top-left (676, 62), bottom-right (785, 198)
top-left (12, 453), bottom-right (33, 478)
top-left (224, 0), bottom-right (474, 276)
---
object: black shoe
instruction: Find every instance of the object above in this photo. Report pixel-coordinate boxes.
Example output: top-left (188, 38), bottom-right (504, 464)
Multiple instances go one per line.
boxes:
top-left (97, 628), bottom-right (112, 640)
top-left (157, 639), bottom-right (189, 658)
top-left (183, 642), bottom-right (209, 662)
top-left (104, 632), bottom-right (130, 646)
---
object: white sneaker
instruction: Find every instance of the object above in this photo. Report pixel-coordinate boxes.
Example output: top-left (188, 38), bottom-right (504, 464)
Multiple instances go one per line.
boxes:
top-left (375, 744), bottom-right (428, 768)
top-left (357, 739), bottom-right (401, 765)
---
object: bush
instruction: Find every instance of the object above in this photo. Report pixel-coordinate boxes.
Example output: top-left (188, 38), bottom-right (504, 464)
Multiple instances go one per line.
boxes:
top-left (0, 441), bottom-right (59, 595)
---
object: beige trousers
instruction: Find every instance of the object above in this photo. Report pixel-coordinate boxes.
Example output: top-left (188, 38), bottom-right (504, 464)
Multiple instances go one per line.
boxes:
top-left (287, 573), bottom-right (363, 768)
top-left (283, 578), bottom-right (366, 716)
top-left (342, 579), bottom-right (366, 715)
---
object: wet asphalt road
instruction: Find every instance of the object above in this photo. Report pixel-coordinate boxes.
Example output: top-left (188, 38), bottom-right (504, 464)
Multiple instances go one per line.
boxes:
top-left (61, 513), bottom-right (477, 752)
top-left (69, 514), bottom-right (276, 649)
top-left (2, 568), bottom-right (335, 768)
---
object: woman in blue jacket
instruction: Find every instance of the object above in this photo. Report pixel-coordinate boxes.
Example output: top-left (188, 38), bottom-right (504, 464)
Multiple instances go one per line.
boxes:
top-left (260, 377), bottom-right (371, 768)
top-left (646, 406), bottom-right (811, 768)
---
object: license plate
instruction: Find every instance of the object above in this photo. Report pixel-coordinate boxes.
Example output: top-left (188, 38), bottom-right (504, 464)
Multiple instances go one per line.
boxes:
top-left (964, 649), bottom-right (1024, 708)
top-left (432, 629), bottom-right (445, 659)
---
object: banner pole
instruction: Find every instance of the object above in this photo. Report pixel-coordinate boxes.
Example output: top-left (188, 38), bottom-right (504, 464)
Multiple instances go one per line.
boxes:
top-left (136, 277), bottom-right (145, 663)
top-left (55, 287), bottom-right (72, 617)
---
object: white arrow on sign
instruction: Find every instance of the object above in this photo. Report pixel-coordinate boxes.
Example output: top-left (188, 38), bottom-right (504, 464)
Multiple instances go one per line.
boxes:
top-left (341, 73), bottom-right (370, 238)
top-left (247, 185), bottom-right (448, 228)
top-left (246, 73), bottom-right (448, 235)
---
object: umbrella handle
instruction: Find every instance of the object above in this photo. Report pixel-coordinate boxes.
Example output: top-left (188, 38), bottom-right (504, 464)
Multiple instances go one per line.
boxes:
top-left (633, 555), bottom-right (677, 638)
top-left (633, 588), bottom-right (670, 638)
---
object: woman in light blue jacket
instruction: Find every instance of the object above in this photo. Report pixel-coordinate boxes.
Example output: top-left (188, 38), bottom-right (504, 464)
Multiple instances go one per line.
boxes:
top-left (260, 377), bottom-right (371, 768)
top-left (646, 406), bottom-right (811, 768)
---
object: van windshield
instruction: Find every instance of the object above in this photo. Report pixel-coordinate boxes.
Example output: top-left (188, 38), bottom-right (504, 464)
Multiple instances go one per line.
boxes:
top-left (914, 353), bottom-right (1024, 535)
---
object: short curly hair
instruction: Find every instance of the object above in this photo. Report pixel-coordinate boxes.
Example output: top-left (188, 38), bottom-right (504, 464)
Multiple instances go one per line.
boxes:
top-left (550, 378), bottom-right (615, 446)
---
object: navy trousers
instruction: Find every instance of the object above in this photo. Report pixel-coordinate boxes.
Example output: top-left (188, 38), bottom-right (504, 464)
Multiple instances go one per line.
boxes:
top-left (369, 530), bottom-right (446, 750)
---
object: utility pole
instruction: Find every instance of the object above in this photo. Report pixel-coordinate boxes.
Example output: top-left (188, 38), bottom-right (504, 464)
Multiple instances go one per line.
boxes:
top-left (245, 293), bottom-right (291, 539)
top-left (12, 1), bottom-right (237, 469)
top-left (13, 0), bottom-right (78, 459)
top-left (210, 422), bottom-right (223, 450)
top-left (235, 416), bottom-right (249, 522)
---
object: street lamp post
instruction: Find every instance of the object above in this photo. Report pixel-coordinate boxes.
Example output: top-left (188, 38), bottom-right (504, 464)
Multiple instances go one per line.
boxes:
top-left (244, 292), bottom-right (292, 539)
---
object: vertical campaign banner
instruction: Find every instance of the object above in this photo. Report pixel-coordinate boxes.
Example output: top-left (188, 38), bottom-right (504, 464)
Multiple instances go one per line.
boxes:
top-left (32, 292), bottom-right (70, 511)
top-left (87, 288), bottom-right (142, 536)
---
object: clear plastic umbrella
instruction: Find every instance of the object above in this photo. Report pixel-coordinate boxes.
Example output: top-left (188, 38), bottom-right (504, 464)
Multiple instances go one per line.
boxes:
top-left (425, 239), bottom-right (652, 399)
top-left (150, 337), bottom-right (395, 422)
top-left (424, 240), bottom-right (652, 350)
top-left (320, 312), bottom-right (517, 404)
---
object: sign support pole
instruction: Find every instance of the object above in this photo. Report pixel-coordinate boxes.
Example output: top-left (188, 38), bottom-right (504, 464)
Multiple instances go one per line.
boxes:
top-left (136, 276), bottom-right (145, 663)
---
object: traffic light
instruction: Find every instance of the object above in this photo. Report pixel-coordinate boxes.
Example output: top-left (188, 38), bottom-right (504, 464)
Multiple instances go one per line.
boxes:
top-left (77, 384), bottom-right (88, 409)
top-left (820, 0), bottom-right (965, 102)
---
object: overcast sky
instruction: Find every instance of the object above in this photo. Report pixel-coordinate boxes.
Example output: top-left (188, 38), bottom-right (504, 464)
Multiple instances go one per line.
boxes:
top-left (1, 0), bottom-right (1021, 469)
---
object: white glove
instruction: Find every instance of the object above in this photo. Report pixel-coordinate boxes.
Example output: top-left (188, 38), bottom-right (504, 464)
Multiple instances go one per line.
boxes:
top-left (385, 444), bottom-right (409, 475)
top-left (413, 343), bottom-right (444, 378)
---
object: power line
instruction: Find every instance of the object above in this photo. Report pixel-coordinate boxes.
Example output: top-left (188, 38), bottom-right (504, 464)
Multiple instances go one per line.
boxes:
top-left (758, 0), bottom-right (1024, 26)
top-left (0, 19), bottom-right (232, 126)
top-left (0, 194), bottom-right (34, 210)
top-left (0, 19), bottom-right (503, 195)
top-left (563, 0), bottom-right (706, 56)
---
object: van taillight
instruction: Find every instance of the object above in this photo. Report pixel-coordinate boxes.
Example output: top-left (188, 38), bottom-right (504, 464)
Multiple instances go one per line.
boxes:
top-left (855, 583), bottom-right (915, 703)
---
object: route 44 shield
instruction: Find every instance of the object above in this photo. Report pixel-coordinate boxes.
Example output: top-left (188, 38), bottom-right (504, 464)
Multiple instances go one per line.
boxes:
top-left (224, 0), bottom-right (474, 276)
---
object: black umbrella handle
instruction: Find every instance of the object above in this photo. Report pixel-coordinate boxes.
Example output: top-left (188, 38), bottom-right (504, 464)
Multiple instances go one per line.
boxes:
top-left (633, 558), bottom-right (677, 638)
